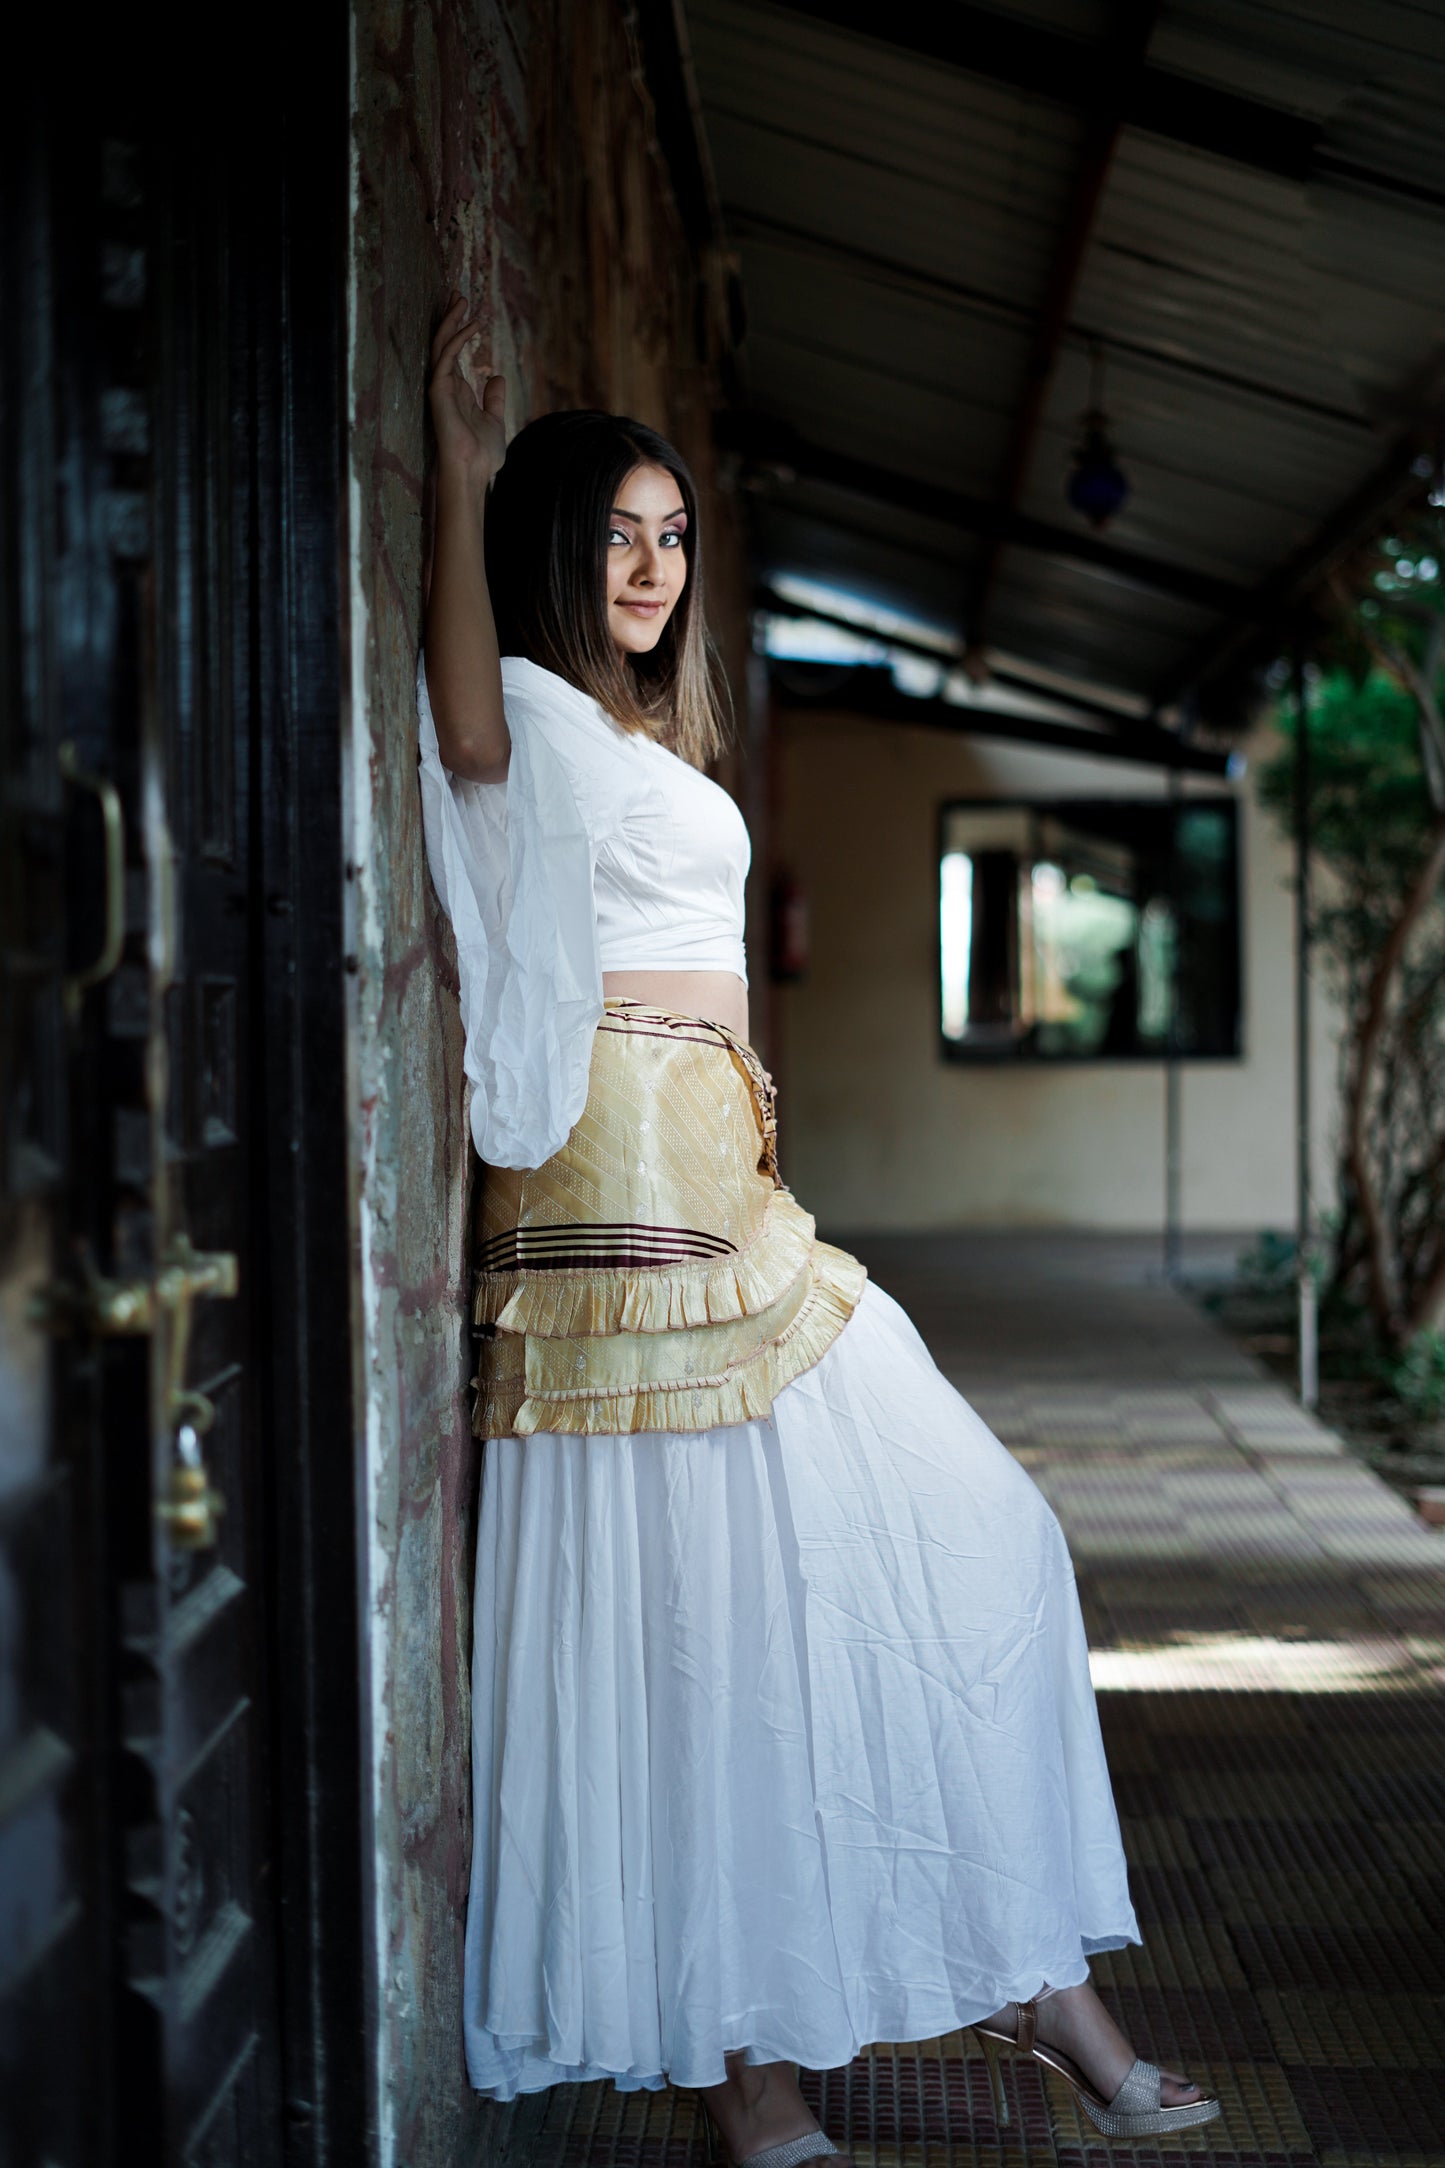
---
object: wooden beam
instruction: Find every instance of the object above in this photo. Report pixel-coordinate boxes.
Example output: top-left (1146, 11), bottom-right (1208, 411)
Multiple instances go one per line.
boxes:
top-left (633, 0), bottom-right (725, 249)
top-left (724, 206), bottom-right (1372, 435)
top-left (966, 0), bottom-right (1165, 649)
top-left (770, 662), bottom-right (1235, 774)
top-left (756, 585), bottom-right (1163, 731)
top-left (723, 413), bottom-right (1251, 616)
top-left (766, 0), bottom-right (1325, 185)
top-left (1162, 423), bottom-right (1440, 701)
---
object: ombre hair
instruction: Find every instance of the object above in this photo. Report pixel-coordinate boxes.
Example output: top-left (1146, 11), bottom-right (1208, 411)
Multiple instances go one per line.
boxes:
top-left (484, 409), bottom-right (729, 768)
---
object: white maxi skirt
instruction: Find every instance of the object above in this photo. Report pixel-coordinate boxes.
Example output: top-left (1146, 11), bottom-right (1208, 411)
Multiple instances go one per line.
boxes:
top-left (462, 1276), bottom-right (1141, 2100)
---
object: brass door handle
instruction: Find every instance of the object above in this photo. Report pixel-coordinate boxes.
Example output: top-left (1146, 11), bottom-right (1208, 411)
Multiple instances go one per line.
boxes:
top-left (59, 738), bottom-right (126, 1018)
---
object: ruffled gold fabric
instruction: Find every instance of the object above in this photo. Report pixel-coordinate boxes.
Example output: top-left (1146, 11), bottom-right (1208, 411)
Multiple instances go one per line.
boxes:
top-left (470, 1001), bottom-right (866, 1436)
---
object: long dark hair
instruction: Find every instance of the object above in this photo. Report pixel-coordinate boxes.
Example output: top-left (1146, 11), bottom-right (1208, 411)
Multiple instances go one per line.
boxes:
top-left (484, 409), bottom-right (728, 767)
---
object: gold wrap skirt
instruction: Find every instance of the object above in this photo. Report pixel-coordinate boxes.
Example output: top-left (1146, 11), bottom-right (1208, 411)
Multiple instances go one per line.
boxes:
top-left (471, 1001), bottom-right (867, 1436)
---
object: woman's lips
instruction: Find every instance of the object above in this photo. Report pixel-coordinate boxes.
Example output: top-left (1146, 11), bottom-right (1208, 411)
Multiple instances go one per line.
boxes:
top-left (616, 599), bottom-right (667, 615)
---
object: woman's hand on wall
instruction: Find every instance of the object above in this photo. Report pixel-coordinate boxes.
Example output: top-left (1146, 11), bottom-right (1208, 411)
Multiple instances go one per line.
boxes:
top-left (423, 293), bottom-right (510, 780)
top-left (429, 294), bottom-right (507, 488)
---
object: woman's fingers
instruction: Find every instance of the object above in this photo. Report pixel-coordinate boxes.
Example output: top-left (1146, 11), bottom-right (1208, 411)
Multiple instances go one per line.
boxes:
top-left (429, 293), bottom-right (468, 365)
top-left (427, 299), bottom-right (505, 473)
top-left (430, 295), bottom-right (484, 374)
top-left (430, 331), bottom-right (488, 410)
top-left (433, 328), bottom-right (480, 386)
top-left (432, 313), bottom-right (482, 378)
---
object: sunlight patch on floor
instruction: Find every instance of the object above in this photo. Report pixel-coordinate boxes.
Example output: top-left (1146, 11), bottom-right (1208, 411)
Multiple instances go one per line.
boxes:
top-left (1089, 1630), bottom-right (1423, 1693)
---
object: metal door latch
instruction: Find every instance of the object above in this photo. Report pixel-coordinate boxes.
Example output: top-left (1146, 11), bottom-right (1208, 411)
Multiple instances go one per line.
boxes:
top-left (30, 1235), bottom-right (238, 1553)
top-left (30, 1236), bottom-right (239, 1337)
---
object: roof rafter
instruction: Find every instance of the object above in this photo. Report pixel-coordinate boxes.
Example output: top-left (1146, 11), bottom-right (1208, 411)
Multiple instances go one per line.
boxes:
top-left (723, 208), bottom-right (1371, 434)
top-left (1163, 440), bottom-right (1427, 702)
top-left (1163, 386), bottom-right (1445, 701)
top-left (756, 585), bottom-right (1162, 730)
top-left (633, 0), bottom-right (725, 247)
top-left (763, 0), bottom-right (1417, 196)
top-left (722, 412), bottom-right (1251, 616)
top-left (769, 661), bottom-right (1234, 773)
top-left (964, 0), bottom-right (1165, 650)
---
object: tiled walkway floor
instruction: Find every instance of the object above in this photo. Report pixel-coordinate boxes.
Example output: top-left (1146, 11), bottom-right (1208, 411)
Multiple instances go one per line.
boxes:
top-left (513, 1236), bottom-right (1445, 2167)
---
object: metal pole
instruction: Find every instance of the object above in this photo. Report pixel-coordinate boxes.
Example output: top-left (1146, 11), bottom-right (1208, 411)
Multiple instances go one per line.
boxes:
top-left (1293, 648), bottom-right (1319, 1408)
top-left (745, 628), bottom-right (778, 1079)
top-left (1163, 757), bottom-right (1183, 1282)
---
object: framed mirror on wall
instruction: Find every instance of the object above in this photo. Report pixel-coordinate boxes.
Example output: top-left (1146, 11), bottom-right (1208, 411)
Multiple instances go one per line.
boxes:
top-left (938, 797), bottom-right (1242, 1062)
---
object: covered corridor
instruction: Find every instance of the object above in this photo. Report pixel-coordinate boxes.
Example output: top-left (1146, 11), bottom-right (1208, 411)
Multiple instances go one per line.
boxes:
top-left (7, 4), bottom-right (1445, 2166)
top-left (511, 1237), bottom-right (1445, 2164)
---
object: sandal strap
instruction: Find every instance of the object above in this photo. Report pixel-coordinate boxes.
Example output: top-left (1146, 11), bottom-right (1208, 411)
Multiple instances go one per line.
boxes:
top-left (1107, 2059), bottom-right (1162, 2114)
top-left (737, 2136), bottom-right (839, 2168)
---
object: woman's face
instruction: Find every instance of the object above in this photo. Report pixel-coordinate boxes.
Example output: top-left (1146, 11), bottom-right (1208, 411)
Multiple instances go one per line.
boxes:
top-left (605, 461), bottom-right (689, 655)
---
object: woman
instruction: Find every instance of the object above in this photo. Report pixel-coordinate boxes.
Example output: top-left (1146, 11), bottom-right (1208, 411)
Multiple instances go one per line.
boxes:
top-left (418, 293), bottom-right (1222, 2162)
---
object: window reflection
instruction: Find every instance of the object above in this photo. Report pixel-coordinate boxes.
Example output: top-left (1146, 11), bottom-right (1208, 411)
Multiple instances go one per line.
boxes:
top-left (939, 851), bottom-right (973, 1039)
top-left (938, 799), bottom-right (1240, 1061)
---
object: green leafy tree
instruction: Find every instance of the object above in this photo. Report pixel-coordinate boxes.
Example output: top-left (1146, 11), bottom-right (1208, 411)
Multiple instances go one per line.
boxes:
top-left (1259, 511), bottom-right (1445, 1349)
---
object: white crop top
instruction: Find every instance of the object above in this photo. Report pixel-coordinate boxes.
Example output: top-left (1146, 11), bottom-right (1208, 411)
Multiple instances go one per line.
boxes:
top-left (591, 714), bottom-right (750, 979)
top-left (416, 651), bottom-right (751, 1168)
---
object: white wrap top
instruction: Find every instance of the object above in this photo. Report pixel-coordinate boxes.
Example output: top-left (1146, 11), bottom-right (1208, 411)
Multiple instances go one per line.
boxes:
top-left (416, 652), bottom-right (751, 1169)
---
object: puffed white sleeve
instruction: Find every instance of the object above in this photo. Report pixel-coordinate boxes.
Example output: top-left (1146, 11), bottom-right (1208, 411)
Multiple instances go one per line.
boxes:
top-left (416, 651), bottom-right (621, 1169)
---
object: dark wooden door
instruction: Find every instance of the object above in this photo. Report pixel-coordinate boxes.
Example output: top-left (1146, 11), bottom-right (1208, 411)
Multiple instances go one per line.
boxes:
top-left (0, 101), bottom-right (109, 2168)
top-left (1, 21), bottom-right (363, 2166)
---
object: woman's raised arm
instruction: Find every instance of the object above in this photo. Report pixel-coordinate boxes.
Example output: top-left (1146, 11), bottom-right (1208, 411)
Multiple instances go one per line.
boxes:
top-left (423, 295), bottom-right (511, 781)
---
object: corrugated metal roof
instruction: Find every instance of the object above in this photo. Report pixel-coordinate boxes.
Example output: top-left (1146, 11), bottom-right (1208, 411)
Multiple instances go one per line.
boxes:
top-left (683, 0), bottom-right (1445, 710)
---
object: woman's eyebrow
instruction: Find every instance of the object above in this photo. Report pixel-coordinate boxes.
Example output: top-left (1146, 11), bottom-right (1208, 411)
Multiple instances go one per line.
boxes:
top-left (611, 504), bottom-right (687, 523)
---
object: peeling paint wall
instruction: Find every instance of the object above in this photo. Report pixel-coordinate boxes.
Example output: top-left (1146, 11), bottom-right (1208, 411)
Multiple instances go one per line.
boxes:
top-left (345, 6), bottom-right (747, 2161)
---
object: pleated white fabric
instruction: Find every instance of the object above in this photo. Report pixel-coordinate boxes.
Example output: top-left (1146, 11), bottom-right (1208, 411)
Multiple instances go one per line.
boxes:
top-left (463, 1278), bottom-right (1140, 2100)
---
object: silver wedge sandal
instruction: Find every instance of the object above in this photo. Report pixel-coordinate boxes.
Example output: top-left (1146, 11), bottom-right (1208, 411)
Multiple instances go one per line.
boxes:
top-left (706, 2140), bottom-right (839, 2168)
top-left (969, 1997), bottom-right (1222, 2138)
top-left (698, 2100), bottom-right (841, 2166)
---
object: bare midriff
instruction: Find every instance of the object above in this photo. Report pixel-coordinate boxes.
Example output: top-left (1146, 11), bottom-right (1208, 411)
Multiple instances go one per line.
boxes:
top-left (602, 970), bottom-right (749, 1042)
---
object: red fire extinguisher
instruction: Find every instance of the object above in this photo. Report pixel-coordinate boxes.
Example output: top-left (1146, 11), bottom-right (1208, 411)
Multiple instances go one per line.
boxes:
top-left (769, 870), bottom-right (810, 983)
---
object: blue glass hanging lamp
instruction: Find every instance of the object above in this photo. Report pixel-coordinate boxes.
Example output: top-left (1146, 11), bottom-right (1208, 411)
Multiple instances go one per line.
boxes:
top-left (1067, 343), bottom-right (1130, 531)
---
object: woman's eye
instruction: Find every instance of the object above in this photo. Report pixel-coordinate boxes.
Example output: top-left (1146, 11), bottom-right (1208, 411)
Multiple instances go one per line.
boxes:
top-left (660, 529), bottom-right (683, 547)
top-left (608, 527), bottom-right (631, 547)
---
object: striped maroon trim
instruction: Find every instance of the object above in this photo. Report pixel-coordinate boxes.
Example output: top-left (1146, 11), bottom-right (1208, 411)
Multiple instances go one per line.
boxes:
top-left (478, 1220), bottom-right (733, 1253)
top-left (477, 1221), bottom-right (737, 1274)
top-left (478, 1247), bottom-right (727, 1274)
top-left (596, 1020), bottom-right (727, 1044)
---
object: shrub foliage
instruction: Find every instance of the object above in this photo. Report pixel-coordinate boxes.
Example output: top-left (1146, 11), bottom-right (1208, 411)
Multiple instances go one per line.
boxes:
top-left (1259, 514), bottom-right (1445, 1353)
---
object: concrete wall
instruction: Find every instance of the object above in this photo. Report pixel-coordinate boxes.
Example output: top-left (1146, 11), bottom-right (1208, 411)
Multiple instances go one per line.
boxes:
top-left (773, 704), bottom-right (1341, 1236)
top-left (344, 6), bottom-right (747, 2160)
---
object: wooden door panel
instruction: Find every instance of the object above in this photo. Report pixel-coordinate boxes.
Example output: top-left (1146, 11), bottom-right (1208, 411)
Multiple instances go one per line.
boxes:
top-left (136, 130), bottom-right (283, 2162)
top-left (2, 98), bottom-right (280, 2168)
top-left (3, 25), bottom-right (362, 2162)
top-left (0, 103), bottom-right (109, 2168)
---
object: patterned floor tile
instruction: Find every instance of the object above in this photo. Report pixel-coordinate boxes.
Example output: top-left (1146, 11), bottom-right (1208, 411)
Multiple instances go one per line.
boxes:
top-left (1116, 1816), bottom-right (1205, 1873)
top-left (1257, 1991), bottom-right (1445, 2069)
top-left (1090, 1916), bottom-right (1253, 1994)
top-left (1208, 1869), bottom-right (1425, 1936)
top-left (1285, 2065), bottom-right (1445, 2160)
